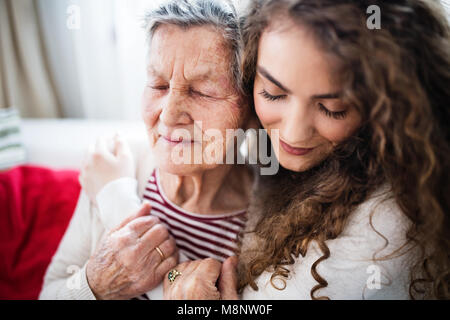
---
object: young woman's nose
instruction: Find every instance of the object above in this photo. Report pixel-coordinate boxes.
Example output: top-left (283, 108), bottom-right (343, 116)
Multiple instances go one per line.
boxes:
top-left (282, 102), bottom-right (314, 144)
top-left (159, 88), bottom-right (192, 126)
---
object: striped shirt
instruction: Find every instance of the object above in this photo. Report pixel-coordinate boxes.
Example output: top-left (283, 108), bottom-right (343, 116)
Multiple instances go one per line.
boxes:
top-left (142, 169), bottom-right (247, 262)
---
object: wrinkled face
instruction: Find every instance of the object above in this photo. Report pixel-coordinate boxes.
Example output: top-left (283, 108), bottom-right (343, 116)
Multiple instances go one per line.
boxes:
top-left (254, 21), bottom-right (362, 172)
top-left (142, 25), bottom-right (246, 175)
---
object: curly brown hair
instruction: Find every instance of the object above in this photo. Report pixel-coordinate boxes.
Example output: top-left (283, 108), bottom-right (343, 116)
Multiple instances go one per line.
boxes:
top-left (237, 0), bottom-right (450, 299)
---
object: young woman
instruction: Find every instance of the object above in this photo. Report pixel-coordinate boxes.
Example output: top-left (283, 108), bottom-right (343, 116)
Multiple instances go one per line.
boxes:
top-left (163, 0), bottom-right (450, 299)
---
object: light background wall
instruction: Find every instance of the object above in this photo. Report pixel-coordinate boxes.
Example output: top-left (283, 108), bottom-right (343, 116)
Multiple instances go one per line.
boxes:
top-left (36, 0), bottom-right (248, 120)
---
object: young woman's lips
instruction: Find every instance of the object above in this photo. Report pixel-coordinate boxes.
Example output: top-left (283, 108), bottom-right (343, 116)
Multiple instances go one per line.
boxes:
top-left (280, 140), bottom-right (314, 156)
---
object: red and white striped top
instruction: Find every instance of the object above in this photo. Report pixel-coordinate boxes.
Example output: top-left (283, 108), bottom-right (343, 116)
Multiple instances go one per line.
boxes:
top-left (142, 169), bottom-right (247, 262)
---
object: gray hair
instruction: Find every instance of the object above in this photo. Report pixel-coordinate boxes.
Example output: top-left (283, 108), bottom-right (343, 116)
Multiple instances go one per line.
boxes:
top-left (143, 0), bottom-right (243, 94)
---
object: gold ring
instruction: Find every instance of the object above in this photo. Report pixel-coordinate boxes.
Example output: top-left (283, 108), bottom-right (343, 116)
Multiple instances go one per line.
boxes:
top-left (168, 269), bottom-right (182, 284)
top-left (155, 246), bottom-right (165, 261)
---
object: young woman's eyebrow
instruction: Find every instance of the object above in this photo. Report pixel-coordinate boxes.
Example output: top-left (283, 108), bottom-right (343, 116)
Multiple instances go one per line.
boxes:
top-left (311, 93), bottom-right (341, 100)
top-left (257, 66), bottom-right (292, 94)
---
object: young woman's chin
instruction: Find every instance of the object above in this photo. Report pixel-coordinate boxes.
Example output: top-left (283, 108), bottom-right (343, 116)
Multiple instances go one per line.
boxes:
top-left (277, 154), bottom-right (316, 173)
top-left (275, 146), bottom-right (332, 173)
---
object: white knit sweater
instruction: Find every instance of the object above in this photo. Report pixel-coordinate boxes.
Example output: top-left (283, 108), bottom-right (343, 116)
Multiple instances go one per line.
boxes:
top-left (39, 142), bottom-right (416, 300)
top-left (240, 185), bottom-right (416, 300)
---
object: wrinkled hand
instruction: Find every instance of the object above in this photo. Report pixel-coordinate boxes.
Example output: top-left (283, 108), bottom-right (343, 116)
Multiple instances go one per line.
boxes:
top-left (163, 256), bottom-right (239, 300)
top-left (79, 134), bottom-right (135, 203)
top-left (163, 258), bottom-right (221, 300)
top-left (86, 203), bottom-right (178, 300)
top-left (218, 256), bottom-right (239, 300)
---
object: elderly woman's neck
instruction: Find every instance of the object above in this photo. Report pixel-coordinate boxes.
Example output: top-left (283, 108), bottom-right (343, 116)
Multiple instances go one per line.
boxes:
top-left (159, 165), bottom-right (253, 215)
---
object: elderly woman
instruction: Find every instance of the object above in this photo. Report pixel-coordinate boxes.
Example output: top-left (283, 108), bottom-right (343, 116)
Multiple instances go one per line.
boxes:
top-left (39, 0), bottom-right (254, 300)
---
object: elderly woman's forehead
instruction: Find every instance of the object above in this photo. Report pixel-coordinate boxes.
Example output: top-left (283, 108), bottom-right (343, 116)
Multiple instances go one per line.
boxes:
top-left (149, 25), bottom-right (232, 70)
top-left (153, 24), bottom-right (229, 51)
top-left (147, 62), bottom-right (228, 85)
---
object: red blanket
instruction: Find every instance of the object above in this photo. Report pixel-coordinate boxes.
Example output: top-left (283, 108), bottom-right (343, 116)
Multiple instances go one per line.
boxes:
top-left (0, 166), bottom-right (80, 300)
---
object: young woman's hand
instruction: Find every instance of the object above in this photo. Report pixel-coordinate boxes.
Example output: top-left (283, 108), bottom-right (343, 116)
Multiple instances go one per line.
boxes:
top-left (79, 134), bottom-right (135, 203)
top-left (86, 203), bottom-right (178, 300)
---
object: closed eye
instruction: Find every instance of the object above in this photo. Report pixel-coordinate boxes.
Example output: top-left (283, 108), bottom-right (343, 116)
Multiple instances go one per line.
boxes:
top-left (149, 85), bottom-right (169, 91)
top-left (189, 88), bottom-right (213, 99)
top-left (259, 89), bottom-right (287, 102)
top-left (318, 103), bottom-right (347, 120)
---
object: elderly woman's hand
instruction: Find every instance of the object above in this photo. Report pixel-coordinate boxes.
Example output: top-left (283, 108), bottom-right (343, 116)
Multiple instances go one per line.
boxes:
top-left (218, 256), bottom-right (239, 300)
top-left (86, 203), bottom-right (178, 300)
top-left (79, 134), bottom-right (135, 203)
top-left (163, 258), bottom-right (222, 300)
top-left (163, 256), bottom-right (239, 300)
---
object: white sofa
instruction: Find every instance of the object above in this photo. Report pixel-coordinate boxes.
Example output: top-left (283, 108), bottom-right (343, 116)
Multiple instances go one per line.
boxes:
top-left (21, 119), bottom-right (148, 170)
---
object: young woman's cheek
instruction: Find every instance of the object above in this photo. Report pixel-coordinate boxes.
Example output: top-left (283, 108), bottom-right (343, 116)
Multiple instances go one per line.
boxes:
top-left (254, 96), bottom-right (281, 130)
top-left (314, 115), bottom-right (361, 144)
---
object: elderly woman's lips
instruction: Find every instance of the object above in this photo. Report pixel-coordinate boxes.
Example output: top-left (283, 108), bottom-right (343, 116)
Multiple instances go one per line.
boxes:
top-left (161, 136), bottom-right (195, 145)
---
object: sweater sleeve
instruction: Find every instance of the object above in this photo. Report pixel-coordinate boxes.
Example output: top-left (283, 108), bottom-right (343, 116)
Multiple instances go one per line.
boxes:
top-left (94, 138), bottom-right (155, 231)
top-left (95, 177), bottom-right (142, 231)
top-left (39, 191), bottom-right (97, 300)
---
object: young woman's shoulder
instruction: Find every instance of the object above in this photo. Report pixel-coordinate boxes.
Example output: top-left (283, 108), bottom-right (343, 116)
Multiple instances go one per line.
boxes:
top-left (339, 183), bottom-right (413, 258)
top-left (242, 184), bottom-right (418, 300)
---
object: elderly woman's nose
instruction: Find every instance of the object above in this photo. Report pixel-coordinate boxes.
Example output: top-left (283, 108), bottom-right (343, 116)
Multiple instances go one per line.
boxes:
top-left (159, 90), bottom-right (192, 126)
